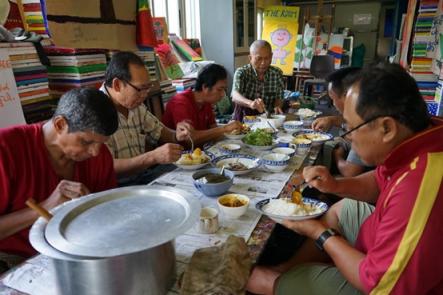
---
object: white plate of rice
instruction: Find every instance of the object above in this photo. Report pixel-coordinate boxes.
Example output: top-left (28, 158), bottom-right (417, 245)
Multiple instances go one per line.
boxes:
top-left (255, 197), bottom-right (328, 223)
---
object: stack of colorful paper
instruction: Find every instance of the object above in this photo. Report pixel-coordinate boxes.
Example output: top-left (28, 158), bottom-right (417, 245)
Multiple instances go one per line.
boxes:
top-left (409, 0), bottom-right (439, 114)
top-left (44, 47), bottom-right (107, 98)
top-left (0, 42), bottom-right (54, 123)
top-left (22, 0), bottom-right (50, 38)
top-left (0, 42), bottom-right (50, 105)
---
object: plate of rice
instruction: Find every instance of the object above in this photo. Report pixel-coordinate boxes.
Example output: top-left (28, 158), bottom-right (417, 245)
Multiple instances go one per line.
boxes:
top-left (255, 197), bottom-right (328, 223)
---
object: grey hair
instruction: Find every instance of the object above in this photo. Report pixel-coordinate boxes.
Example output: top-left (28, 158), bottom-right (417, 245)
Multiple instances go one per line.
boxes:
top-left (53, 88), bottom-right (118, 136)
top-left (250, 40), bottom-right (272, 54)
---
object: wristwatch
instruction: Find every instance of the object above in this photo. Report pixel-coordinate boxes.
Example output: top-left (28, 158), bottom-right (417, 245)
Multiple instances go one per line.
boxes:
top-left (315, 228), bottom-right (339, 251)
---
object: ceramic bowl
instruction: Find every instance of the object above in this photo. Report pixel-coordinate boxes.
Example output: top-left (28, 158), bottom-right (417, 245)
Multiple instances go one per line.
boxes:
top-left (192, 168), bottom-right (234, 197)
top-left (292, 138), bottom-right (312, 155)
top-left (217, 194), bottom-right (250, 219)
top-left (272, 147), bottom-right (296, 158)
top-left (261, 153), bottom-right (290, 172)
top-left (270, 114), bottom-right (286, 127)
top-left (283, 120), bottom-right (304, 133)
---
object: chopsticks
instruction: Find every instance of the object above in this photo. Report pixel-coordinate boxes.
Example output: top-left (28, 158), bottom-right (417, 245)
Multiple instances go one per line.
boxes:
top-left (26, 198), bottom-right (52, 221)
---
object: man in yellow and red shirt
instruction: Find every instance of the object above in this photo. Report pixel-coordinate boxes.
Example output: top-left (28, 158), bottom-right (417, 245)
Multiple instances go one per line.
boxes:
top-left (247, 63), bottom-right (443, 294)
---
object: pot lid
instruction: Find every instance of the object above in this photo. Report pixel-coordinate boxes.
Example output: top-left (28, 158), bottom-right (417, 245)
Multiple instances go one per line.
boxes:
top-left (44, 186), bottom-right (200, 258)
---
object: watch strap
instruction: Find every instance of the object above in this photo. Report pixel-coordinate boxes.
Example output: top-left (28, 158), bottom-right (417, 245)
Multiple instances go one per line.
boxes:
top-left (315, 228), bottom-right (338, 251)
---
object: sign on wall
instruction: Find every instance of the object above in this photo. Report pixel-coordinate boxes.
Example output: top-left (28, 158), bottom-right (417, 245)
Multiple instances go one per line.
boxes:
top-left (0, 49), bottom-right (26, 129)
top-left (262, 5), bottom-right (299, 75)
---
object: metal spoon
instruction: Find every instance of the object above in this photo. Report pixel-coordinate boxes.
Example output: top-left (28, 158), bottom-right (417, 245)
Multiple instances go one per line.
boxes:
top-left (188, 134), bottom-right (194, 152)
top-left (220, 165), bottom-right (225, 175)
top-left (267, 121), bottom-right (278, 133)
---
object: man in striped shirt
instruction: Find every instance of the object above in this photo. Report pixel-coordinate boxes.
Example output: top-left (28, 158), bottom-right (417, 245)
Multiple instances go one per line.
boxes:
top-left (102, 52), bottom-right (192, 185)
top-left (247, 63), bottom-right (443, 294)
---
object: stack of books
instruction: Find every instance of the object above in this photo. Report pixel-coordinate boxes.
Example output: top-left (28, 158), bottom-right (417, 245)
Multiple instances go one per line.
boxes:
top-left (172, 78), bottom-right (195, 93)
top-left (22, 0), bottom-right (50, 38)
top-left (160, 79), bottom-right (176, 106)
top-left (135, 49), bottom-right (158, 81)
top-left (44, 47), bottom-right (107, 97)
top-left (0, 42), bottom-right (54, 123)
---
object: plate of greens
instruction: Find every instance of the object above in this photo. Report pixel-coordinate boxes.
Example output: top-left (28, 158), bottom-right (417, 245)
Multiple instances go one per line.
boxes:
top-left (242, 129), bottom-right (276, 151)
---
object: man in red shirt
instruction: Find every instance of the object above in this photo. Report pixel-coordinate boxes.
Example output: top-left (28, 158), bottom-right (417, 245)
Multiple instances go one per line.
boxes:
top-left (247, 63), bottom-right (443, 294)
top-left (162, 64), bottom-right (242, 146)
top-left (0, 88), bottom-right (118, 270)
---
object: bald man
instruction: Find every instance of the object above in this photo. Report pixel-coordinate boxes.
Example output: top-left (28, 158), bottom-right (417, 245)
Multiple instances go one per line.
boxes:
top-left (231, 40), bottom-right (285, 122)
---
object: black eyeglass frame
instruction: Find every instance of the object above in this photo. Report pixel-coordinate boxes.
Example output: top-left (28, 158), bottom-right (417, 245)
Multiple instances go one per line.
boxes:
top-left (340, 115), bottom-right (384, 138)
top-left (123, 79), bottom-right (154, 93)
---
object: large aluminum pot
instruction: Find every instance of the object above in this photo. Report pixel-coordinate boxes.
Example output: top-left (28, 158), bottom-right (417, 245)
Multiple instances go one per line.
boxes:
top-left (29, 186), bottom-right (200, 295)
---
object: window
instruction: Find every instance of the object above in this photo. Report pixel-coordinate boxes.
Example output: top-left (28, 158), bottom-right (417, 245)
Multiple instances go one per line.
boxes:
top-left (149, 0), bottom-right (200, 39)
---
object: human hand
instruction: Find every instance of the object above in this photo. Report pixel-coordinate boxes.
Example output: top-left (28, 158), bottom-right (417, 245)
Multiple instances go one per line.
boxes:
top-left (312, 117), bottom-right (333, 131)
top-left (302, 166), bottom-right (338, 193)
top-left (152, 143), bottom-right (183, 164)
top-left (42, 180), bottom-right (90, 210)
top-left (282, 219), bottom-right (326, 240)
top-left (176, 121), bottom-right (193, 142)
top-left (224, 120), bottom-right (243, 133)
top-left (250, 98), bottom-right (265, 113)
top-left (274, 106), bottom-right (283, 114)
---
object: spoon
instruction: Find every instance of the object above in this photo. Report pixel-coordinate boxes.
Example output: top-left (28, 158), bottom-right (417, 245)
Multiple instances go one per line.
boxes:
top-left (220, 165), bottom-right (226, 176)
top-left (188, 134), bottom-right (194, 152)
top-left (267, 121), bottom-right (278, 133)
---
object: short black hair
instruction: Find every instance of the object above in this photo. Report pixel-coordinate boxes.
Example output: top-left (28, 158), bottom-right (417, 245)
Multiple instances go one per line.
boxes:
top-left (194, 64), bottom-right (228, 91)
top-left (104, 51), bottom-right (145, 87)
top-left (354, 62), bottom-right (431, 132)
top-left (53, 88), bottom-right (118, 136)
top-left (326, 67), bottom-right (361, 97)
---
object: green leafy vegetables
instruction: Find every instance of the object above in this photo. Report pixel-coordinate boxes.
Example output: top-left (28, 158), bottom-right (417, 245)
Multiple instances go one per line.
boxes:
top-left (243, 129), bottom-right (273, 146)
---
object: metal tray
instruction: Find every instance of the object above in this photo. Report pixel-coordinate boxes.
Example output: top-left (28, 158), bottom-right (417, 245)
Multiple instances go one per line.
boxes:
top-left (44, 186), bottom-right (200, 258)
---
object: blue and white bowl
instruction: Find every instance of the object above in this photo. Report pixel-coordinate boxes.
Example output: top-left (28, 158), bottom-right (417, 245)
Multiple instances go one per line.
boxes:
top-left (261, 153), bottom-right (290, 172)
top-left (212, 154), bottom-right (260, 175)
top-left (243, 117), bottom-right (260, 126)
top-left (192, 168), bottom-right (234, 197)
top-left (272, 147), bottom-right (296, 158)
top-left (283, 120), bottom-right (304, 133)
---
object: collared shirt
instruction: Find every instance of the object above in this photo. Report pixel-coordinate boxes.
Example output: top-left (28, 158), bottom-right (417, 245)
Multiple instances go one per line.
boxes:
top-left (232, 63), bottom-right (284, 109)
top-left (162, 89), bottom-right (215, 130)
top-left (231, 64), bottom-right (284, 122)
top-left (100, 85), bottom-right (164, 159)
top-left (355, 117), bottom-right (443, 294)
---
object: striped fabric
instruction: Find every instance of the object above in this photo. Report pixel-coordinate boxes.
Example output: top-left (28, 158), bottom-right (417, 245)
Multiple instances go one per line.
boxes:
top-left (106, 105), bottom-right (164, 159)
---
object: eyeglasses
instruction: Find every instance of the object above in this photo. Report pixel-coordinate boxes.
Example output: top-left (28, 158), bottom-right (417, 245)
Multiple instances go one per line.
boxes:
top-left (340, 116), bottom-right (382, 138)
top-left (124, 80), bottom-right (153, 93)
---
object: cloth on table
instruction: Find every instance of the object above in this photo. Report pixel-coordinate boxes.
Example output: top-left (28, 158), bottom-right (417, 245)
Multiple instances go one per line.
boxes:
top-left (180, 235), bottom-right (252, 295)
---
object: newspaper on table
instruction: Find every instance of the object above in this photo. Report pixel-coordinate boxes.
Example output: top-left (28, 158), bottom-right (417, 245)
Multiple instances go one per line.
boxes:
top-left (155, 139), bottom-right (309, 294)
top-left (1, 138), bottom-right (310, 295)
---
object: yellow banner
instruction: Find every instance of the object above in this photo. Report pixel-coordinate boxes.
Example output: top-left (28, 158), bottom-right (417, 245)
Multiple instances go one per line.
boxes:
top-left (262, 6), bottom-right (299, 75)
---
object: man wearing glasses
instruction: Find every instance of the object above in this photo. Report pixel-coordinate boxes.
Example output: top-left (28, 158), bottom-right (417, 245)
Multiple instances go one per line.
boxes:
top-left (247, 63), bottom-right (443, 295)
top-left (101, 51), bottom-right (192, 185)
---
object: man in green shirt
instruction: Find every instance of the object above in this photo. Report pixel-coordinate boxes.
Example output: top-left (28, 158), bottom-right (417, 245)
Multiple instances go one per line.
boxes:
top-left (231, 40), bottom-right (285, 122)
